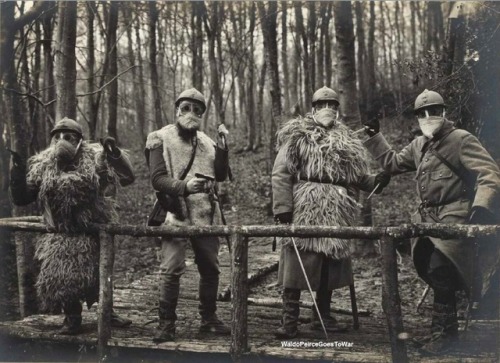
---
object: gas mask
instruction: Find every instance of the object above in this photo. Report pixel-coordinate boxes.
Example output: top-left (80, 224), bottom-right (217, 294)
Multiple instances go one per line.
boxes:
top-left (51, 131), bottom-right (82, 164)
top-left (176, 101), bottom-right (203, 133)
top-left (417, 109), bottom-right (446, 139)
top-left (312, 108), bottom-right (339, 129)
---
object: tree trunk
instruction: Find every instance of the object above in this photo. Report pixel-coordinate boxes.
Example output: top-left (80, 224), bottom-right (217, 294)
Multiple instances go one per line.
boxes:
top-left (410, 2), bottom-right (417, 60)
top-left (366, 1), bottom-right (376, 116)
top-left (245, 2), bottom-right (257, 151)
top-left (333, 1), bottom-right (360, 129)
top-left (191, 2), bottom-right (204, 91)
top-left (203, 2), bottom-right (225, 125)
top-left (256, 53), bottom-right (266, 148)
top-left (258, 1), bottom-right (282, 166)
top-left (134, 11), bottom-right (148, 135)
top-left (324, 3), bottom-right (333, 88)
top-left (354, 2), bottom-right (366, 116)
top-left (123, 4), bottom-right (145, 146)
top-left (149, 1), bottom-right (163, 129)
top-left (307, 2), bottom-right (317, 92)
top-left (42, 10), bottom-right (56, 137)
top-left (294, 3), bottom-right (310, 107)
top-left (106, 1), bottom-right (119, 141)
top-left (55, 1), bottom-right (77, 121)
top-left (281, 1), bottom-right (290, 113)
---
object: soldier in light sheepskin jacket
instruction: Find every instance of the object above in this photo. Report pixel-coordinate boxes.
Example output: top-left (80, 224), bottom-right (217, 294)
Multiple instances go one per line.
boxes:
top-left (272, 87), bottom-right (391, 339)
top-left (145, 88), bottom-right (231, 343)
top-left (9, 117), bottom-right (135, 335)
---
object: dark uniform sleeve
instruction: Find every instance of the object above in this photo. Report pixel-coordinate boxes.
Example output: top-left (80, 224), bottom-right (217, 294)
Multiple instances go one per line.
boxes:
top-left (148, 146), bottom-right (188, 196)
top-left (364, 132), bottom-right (418, 174)
top-left (9, 164), bottom-right (38, 205)
top-left (214, 144), bottom-right (230, 182)
top-left (352, 174), bottom-right (378, 193)
top-left (459, 134), bottom-right (500, 213)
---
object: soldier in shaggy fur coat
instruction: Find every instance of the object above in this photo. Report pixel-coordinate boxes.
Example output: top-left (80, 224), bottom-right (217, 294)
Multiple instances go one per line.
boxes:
top-left (9, 118), bottom-right (135, 335)
top-left (272, 87), bottom-right (391, 338)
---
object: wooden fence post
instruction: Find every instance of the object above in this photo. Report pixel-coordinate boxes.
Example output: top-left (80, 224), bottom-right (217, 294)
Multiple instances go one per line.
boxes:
top-left (380, 235), bottom-right (408, 363)
top-left (97, 231), bottom-right (114, 361)
top-left (230, 233), bottom-right (248, 361)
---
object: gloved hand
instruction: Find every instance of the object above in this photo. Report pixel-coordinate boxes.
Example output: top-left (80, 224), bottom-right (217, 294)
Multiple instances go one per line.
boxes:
top-left (468, 206), bottom-right (496, 225)
top-left (274, 212), bottom-right (293, 224)
top-left (217, 124), bottom-right (229, 149)
top-left (364, 117), bottom-right (380, 137)
top-left (374, 171), bottom-right (391, 194)
top-left (7, 148), bottom-right (25, 169)
top-left (100, 136), bottom-right (120, 158)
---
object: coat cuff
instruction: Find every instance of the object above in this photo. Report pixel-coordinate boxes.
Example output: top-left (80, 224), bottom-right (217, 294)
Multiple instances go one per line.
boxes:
top-left (472, 186), bottom-right (500, 213)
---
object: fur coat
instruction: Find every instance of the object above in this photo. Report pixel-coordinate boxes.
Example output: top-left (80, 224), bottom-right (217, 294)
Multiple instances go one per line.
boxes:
top-left (26, 143), bottom-right (119, 310)
top-left (273, 115), bottom-right (371, 259)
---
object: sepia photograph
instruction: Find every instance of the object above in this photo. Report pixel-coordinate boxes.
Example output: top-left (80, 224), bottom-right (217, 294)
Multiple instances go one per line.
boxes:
top-left (0, 1), bottom-right (499, 362)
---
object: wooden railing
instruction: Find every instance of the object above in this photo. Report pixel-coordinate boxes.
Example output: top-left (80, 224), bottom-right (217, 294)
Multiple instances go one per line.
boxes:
top-left (0, 218), bottom-right (499, 362)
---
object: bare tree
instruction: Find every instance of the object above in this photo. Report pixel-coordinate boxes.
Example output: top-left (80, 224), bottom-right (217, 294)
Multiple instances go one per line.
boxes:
top-left (333, 1), bottom-right (360, 128)
top-left (149, 1), bottom-right (163, 129)
top-left (106, 1), bottom-right (119, 141)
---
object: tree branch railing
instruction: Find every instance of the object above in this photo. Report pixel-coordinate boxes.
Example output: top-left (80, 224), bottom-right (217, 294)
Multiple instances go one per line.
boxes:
top-left (0, 218), bottom-right (499, 362)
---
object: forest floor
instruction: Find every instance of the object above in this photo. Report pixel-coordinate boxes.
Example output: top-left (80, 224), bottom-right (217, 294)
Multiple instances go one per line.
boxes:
top-left (0, 120), bottom-right (490, 361)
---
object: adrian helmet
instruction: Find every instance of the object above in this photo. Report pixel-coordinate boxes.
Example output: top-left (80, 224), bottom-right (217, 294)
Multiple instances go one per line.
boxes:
top-left (175, 88), bottom-right (206, 114)
top-left (50, 117), bottom-right (83, 138)
top-left (312, 86), bottom-right (339, 107)
top-left (414, 89), bottom-right (445, 113)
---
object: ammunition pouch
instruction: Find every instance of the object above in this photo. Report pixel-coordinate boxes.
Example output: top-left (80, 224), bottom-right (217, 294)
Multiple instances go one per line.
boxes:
top-left (147, 192), bottom-right (185, 226)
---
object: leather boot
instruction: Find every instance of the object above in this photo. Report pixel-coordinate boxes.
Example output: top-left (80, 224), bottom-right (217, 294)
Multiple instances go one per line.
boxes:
top-left (420, 302), bottom-right (458, 355)
top-left (310, 289), bottom-right (348, 333)
top-left (153, 279), bottom-right (179, 344)
top-left (59, 300), bottom-right (83, 335)
top-left (198, 274), bottom-right (230, 335)
top-left (275, 288), bottom-right (301, 339)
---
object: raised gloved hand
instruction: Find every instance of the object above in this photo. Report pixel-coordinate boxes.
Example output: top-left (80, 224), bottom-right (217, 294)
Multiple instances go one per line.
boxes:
top-left (364, 117), bottom-right (380, 137)
top-left (8, 148), bottom-right (27, 185)
top-left (374, 171), bottom-right (391, 194)
top-left (217, 124), bottom-right (229, 149)
top-left (468, 206), bottom-right (496, 225)
top-left (186, 177), bottom-right (206, 194)
top-left (100, 136), bottom-right (120, 158)
top-left (7, 148), bottom-right (25, 169)
top-left (274, 212), bottom-right (293, 225)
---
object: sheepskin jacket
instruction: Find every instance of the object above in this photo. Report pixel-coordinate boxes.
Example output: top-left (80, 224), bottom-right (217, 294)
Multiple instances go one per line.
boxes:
top-left (272, 115), bottom-right (375, 258)
top-left (145, 124), bottom-right (228, 226)
top-left (23, 143), bottom-right (126, 310)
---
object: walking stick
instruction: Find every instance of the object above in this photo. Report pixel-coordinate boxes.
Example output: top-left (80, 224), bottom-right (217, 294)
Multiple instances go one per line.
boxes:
top-left (290, 236), bottom-right (328, 339)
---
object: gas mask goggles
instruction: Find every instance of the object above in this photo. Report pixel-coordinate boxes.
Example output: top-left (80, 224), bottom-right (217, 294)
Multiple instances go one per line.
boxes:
top-left (312, 101), bottom-right (339, 128)
top-left (415, 106), bottom-right (445, 139)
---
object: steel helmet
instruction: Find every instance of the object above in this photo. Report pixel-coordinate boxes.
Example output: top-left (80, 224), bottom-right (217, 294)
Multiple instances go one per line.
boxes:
top-left (50, 117), bottom-right (83, 138)
top-left (414, 89), bottom-right (445, 113)
top-left (175, 88), bottom-right (206, 114)
top-left (312, 86), bottom-right (339, 106)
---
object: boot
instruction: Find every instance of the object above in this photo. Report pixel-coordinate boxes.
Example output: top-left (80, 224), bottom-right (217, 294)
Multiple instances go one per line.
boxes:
top-left (310, 289), bottom-right (348, 333)
top-left (198, 275), bottom-right (230, 335)
top-left (110, 310), bottom-right (132, 328)
top-left (153, 299), bottom-right (177, 343)
top-left (59, 300), bottom-right (83, 335)
top-left (275, 288), bottom-right (301, 339)
top-left (419, 302), bottom-right (458, 355)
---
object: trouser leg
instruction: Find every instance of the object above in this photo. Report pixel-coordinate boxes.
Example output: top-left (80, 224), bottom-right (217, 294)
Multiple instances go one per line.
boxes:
top-left (420, 248), bottom-right (459, 354)
top-left (154, 237), bottom-right (186, 342)
top-left (191, 236), bottom-right (229, 335)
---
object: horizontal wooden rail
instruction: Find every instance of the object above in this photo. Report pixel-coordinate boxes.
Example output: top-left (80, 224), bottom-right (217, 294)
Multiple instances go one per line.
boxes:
top-left (1, 218), bottom-right (499, 240)
top-left (2, 217), bottom-right (499, 363)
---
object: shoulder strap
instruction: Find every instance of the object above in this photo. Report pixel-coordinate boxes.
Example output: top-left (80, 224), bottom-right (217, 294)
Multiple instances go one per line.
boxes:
top-left (428, 130), bottom-right (476, 192)
top-left (179, 136), bottom-right (198, 180)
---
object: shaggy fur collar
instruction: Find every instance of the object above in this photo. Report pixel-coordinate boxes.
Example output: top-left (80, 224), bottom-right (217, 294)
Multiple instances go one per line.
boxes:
top-left (276, 115), bottom-right (368, 182)
top-left (27, 143), bottom-right (118, 232)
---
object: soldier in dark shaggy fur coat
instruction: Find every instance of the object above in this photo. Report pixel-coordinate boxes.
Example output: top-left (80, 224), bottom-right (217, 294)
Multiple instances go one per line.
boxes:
top-left (272, 87), bottom-right (391, 338)
top-left (9, 117), bottom-right (135, 335)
